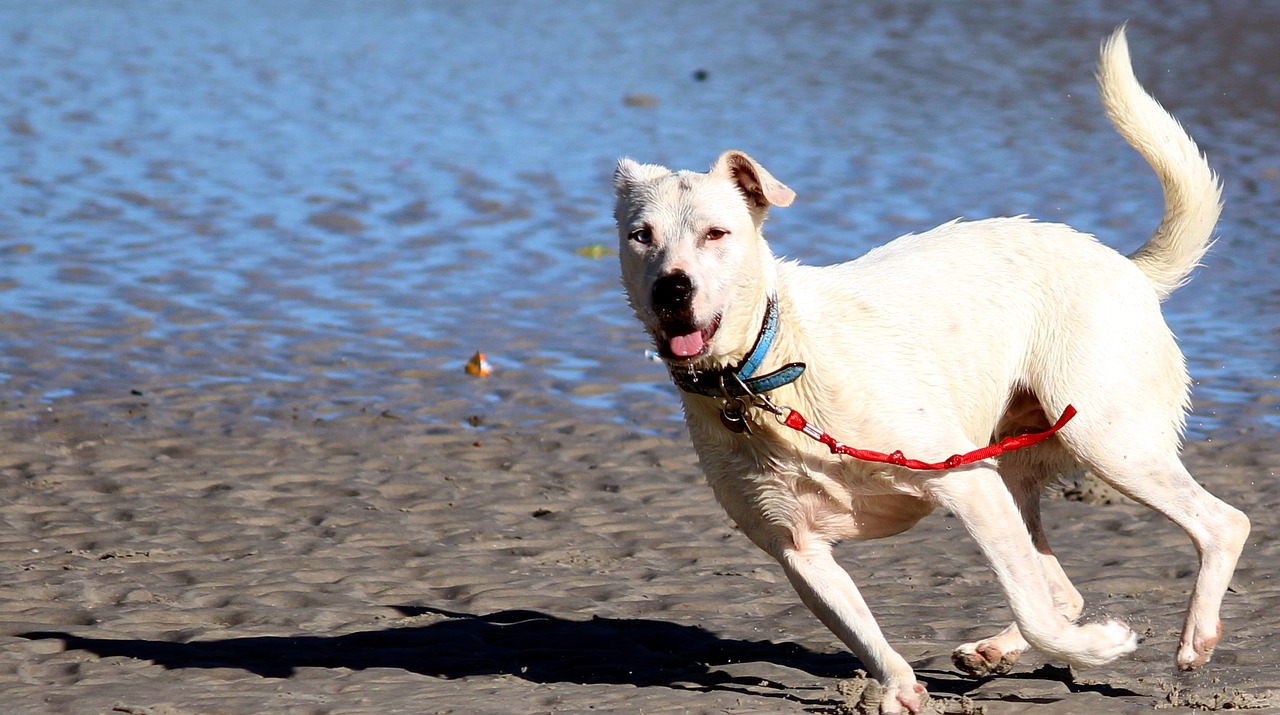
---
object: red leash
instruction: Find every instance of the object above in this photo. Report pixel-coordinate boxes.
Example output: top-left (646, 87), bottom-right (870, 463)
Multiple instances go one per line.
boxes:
top-left (776, 404), bottom-right (1077, 471)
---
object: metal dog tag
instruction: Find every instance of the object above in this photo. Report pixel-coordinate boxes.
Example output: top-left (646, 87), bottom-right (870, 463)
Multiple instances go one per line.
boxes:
top-left (719, 400), bottom-right (753, 435)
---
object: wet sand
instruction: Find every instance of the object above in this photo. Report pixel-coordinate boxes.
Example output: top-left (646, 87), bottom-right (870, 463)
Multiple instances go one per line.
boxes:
top-left (3, 1), bottom-right (1279, 713)
top-left (1, 372), bottom-right (1278, 714)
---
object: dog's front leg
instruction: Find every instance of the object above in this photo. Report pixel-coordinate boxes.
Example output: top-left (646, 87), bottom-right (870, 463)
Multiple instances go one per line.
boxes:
top-left (926, 466), bottom-right (1138, 668)
top-left (777, 541), bottom-right (925, 714)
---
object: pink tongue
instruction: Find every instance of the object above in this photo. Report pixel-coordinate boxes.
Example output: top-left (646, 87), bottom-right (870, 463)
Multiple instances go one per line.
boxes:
top-left (668, 330), bottom-right (705, 358)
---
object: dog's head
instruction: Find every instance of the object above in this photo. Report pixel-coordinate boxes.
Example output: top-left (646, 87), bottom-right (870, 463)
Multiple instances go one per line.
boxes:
top-left (613, 150), bottom-right (795, 367)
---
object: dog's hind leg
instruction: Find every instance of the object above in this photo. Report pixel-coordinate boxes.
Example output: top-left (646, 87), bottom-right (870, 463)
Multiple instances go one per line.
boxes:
top-left (927, 463), bottom-right (1138, 669)
top-left (1066, 428), bottom-right (1250, 671)
top-left (952, 450), bottom-right (1085, 677)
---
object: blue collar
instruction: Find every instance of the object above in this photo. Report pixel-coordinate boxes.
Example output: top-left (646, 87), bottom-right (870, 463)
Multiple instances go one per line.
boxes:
top-left (669, 297), bottom-right (806, 399)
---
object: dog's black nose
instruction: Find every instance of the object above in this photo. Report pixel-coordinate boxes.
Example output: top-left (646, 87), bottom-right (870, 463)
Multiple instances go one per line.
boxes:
top-left (651, 271), bottom-right (694, 317)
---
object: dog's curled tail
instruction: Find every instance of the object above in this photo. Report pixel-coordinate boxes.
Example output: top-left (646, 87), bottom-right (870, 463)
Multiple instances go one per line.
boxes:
top-left (1097, 26), bottom-right (1222, 300)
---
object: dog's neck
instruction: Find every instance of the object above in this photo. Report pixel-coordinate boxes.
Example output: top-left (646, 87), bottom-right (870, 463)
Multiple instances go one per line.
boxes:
top-left (668, 296), bottom-right (806, 399)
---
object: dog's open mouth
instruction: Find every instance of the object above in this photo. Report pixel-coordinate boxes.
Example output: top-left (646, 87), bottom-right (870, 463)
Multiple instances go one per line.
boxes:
top-left (657, 315), bottom-right (721, 364)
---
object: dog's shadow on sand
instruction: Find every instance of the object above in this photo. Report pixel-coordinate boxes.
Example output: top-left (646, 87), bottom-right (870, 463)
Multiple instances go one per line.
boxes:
top-left (20, 606), bottom-right (1142, 708)
top-left (21, 605), bottom-right (853, 705)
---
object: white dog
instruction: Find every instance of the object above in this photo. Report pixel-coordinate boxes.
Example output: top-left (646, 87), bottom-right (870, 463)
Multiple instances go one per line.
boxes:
top-left (612, 28), bottom-right (1249, 714)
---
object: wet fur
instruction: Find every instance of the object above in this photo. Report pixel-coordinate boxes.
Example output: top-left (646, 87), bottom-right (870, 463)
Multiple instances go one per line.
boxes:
top-left (613, 28), bottom-right (1249, 715)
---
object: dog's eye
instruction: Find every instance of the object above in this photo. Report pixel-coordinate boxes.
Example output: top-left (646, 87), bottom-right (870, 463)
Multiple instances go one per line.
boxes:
top-left (706, 228), bottom-right (728, 240)
top-left (629, 227), bottom-right (653, 245)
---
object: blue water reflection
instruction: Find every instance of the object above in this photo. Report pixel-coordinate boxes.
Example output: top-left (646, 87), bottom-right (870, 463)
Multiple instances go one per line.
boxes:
top-left (0, 2), bottom-right (1275, 442)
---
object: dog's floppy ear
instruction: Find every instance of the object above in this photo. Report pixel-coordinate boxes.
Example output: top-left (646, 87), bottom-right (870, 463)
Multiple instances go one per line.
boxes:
top-left (614, 157), bottom-right (671, 198)
top-left (711, 150), bottom-right (796, 210)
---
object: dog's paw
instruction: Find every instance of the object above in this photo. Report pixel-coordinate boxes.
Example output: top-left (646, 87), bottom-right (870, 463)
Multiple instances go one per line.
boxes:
top-left (1063, 619), bottom-right (1139, 667)
top-left (838, 674), bottom-right (927, 714)
top-left (952, 623), bottom-right (1027, 678)
top-left (952, 639), bottom-right (1022, 677)
top-left (881, 679), bottom-right (927, 714)
top-left (1176, 619), bottom-right (1221, 671)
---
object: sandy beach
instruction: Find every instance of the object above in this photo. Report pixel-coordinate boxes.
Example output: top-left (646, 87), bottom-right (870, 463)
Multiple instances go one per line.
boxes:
top-left (1, 367), bottom-right (1278, 714)
top-left (2, 1), bottom-right (1278, 713)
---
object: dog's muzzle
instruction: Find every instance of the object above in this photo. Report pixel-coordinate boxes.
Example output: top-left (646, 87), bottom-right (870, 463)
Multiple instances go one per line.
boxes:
top-left (650, 270), bottom-right (717, 360)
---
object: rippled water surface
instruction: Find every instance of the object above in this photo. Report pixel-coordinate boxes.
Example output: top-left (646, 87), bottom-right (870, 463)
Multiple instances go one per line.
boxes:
top-left (2, 1), bottom-right (1277, 442)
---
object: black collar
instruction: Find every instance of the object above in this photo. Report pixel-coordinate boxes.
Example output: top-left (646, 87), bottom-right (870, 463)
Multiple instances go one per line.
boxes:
top-left (668, 298), bottom-right (806, 399)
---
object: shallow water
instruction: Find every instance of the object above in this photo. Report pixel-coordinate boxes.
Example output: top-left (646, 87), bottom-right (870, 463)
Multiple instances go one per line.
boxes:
top-left (1, 1), bottom-right (1277, 445)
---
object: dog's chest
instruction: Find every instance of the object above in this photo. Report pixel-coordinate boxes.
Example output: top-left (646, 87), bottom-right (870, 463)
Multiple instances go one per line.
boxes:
top-left (688, 414), bottom-right (927, 525)
top-left (697, 434), bottom-right (934, 543)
